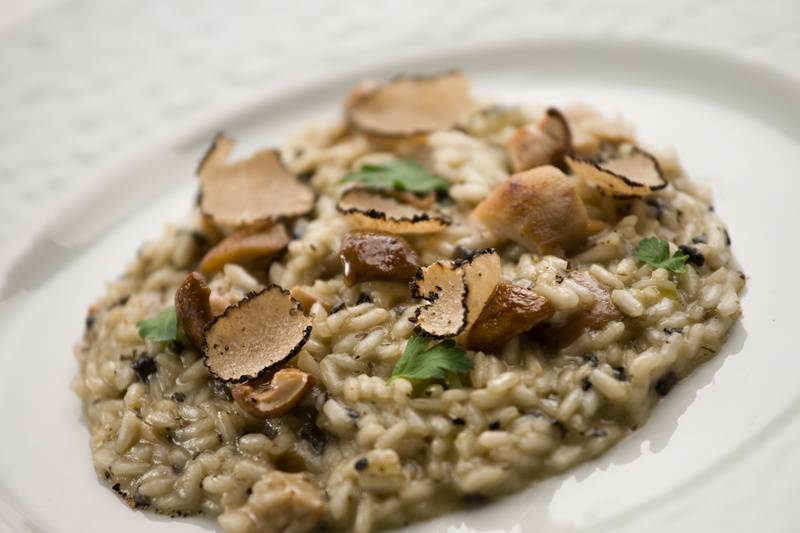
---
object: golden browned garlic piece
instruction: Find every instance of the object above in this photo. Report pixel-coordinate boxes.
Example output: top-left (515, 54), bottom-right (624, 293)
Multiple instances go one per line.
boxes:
top-left (231, 368), bottom-right (315, 418)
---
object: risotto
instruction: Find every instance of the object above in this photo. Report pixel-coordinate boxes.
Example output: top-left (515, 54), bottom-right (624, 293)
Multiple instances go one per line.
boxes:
top-left (72, 72), bottom-right (744, 532)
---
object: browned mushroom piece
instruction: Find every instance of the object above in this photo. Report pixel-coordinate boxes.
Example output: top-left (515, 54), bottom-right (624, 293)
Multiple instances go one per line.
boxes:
top-left (289, 285), bottom-right (333, 315)
top-left (473, 165), bottom-right (589, 252)
top-left (339, 231), bottom-right (419, 287)
top-left (466, 284), bottom-right (554, 352)
top-left (203, 286), bottom-right (312, 382)
top-left (566, 146), bottom-right (667, 197)
top-left (231, 368), bottom-right (315, 418)
top-left (541, 271), bottom-right (621, 347)
top-left (411, 249), bottom-right (501, 343)
top-left (337, 188), bottom-right (449, 234)
top-left (197, 222), bottom-right (289, 275)
top-left (198, 134), bottom-right (314, 227)
top-left (174, 272), bottom-right (213, 350)
top-left (505, 108), bottom-right (572, 172)
top-left (346, 71), bottom-right (479, 137)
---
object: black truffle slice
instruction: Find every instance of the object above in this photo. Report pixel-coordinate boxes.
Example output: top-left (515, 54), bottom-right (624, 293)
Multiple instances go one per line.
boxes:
top-left (203, 285), bottom-right (312, 382)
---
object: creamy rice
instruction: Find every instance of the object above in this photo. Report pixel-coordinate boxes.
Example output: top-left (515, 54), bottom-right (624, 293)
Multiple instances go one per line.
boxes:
top-left (73, 96), bottom-right (744, 532)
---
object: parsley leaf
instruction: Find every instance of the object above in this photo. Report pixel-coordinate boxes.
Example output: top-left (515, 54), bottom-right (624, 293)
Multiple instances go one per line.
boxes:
top-left (136, 306), bottom-right (185, 343)
top-left (389, 336), bottom-right (473, 384)
top-left (635, 237), bottom-right (689, 274)
top-left (340, 160), bottom-right (449, 194)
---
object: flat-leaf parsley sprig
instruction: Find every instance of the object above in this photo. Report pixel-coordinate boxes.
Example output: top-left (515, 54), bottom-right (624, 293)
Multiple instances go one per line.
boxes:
top-left (635, 237), bottom-right (689, 274)
top-left (389, 336), bottom-right (473, 384)
top-left (340, 160), bottom-right (449, 194)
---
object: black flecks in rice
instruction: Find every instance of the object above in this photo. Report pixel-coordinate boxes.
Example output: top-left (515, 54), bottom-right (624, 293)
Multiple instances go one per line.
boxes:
top-left (116, 296), bottom-right (130, 307)
top-left (581, 377), bottom-right (592, 391)
top-left (330, 302), bottom-right (347, 315)
top-left (451, 417), bottom-right (466, 426)
top-left (297, 169), bottom-right (314, 182)
top-left (692, 234), bottom-right (706, 244)
top-left (133, 492), bottom-right (151, 509)
top-left (85, 314), bottom-right (95, 331)
top-left (190, 230), bottom-right (209, 248)
top-left (655, 371), bottom-right (678, 396)
top-left (587, 428), bottom-right (607, 438)
top-left (678, 245), bottom-right (705, 267)
top-left (488, 421), bottom-right (501, 430)
top-left (462, 493), bottom-right (488, 506)
top-left (131, 353), bottom-right (157, 382)
top-left (346, 408), bottom-right (360, 420)
top-left (583, 353), bottom-right (599, 367)
top-left (354, 457), bottom-right (369, 471)
top-left (723, 228), bottom-right (731, 246)
top-left (104, 470), bottom-right (111, 479)
top-left (645, 198), bottom-right (665, 218)
top-left (111, 483), bottom-right (122, 493)
top-left (612, 366), bottom-right (628, 381)
top-left (357, 293), bottom-right (373, 305)
top-left (297, 408), bottom-right (327, 454)
top-left (171, 391), bottom-right (186, 403)
top-left (551, 420), bottom-right (567, 436)
top-left (167, 340), bottom-right (184, 354)
top-left (453, 245), bottom-right (472, 260)
top-left (555, 274), bottom-right (564, 284)
top-left (210, 379), bottom-right (233, 401)
top-left (245, 487), bottom-right (253, 496)
top-left (663, 327), bottom-right (683, 336)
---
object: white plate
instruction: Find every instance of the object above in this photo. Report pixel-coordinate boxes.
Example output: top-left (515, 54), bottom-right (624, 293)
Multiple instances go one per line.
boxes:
top-left (1, 40), bottom-right (799, 533)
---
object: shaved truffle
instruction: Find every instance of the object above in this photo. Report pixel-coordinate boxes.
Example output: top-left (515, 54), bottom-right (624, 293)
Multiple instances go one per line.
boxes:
top-left (198, 134), bottom-right (314, 227)
top-left (175, 272), bottom-right (213, 350)
top-left (566, 146), bottom-right (666, 197)
top-left (506, 107), bottom-right (572, 172)
top-left (467, 284), bottom-right (554, 352)
top-left (411, 249), bottom-right (501, 342)
top-left (203, 286), bottom-right (312, 382)
top-left (339, 231), bottom-right (419, 286)
top-left (346, 71), bottom-right (479, 137)
top-left (473, 165), bottom-right (589, 252)
top-left (337, 188), bottom-right (449, 234)
top-left (197, 222), bottom-right (289, 275)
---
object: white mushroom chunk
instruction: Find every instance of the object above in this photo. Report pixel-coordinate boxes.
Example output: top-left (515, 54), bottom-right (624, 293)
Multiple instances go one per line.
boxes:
top-left (346, 71), bottom-right (479, 137)
top-left (505, 107), bottom-right (572, 172)
top-left (473, 165), bottom-right (589, 252)
top-left (198, 134), bottom-right (314, 227)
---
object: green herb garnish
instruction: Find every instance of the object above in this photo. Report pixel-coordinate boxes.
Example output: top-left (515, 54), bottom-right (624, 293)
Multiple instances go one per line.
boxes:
top-left (340, 160), bottom-right (449, 194)
top-left (136, 306), bottom-right (185, 343)
top-left (635, 237), bottom-right (689, 274)
top-left (389, 336), bottom-right (473, 384)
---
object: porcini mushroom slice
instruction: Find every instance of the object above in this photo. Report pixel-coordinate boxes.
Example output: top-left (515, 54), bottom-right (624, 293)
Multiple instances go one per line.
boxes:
top-left (198, 134), bottom-right (314, 227)
top-left (337, 188), bottom-right (448, 234)
top-left (506, 108), bottom-right (573, 172)
top-left (473, 165), bottom-right (589, 252)
top-left (411, 249), bottom-right (501, 341)
top-left (197, 222), bottom-right (289, 275)
top-left (231, 368), bottom-right (315, 418)
top-left (203, 286), bottom-right (312, 382)
top-left (340, 231), bottom-right (419, 287)
top-left (566, 146), bottom-right (666, 197)
top-left (466, 284), bottom-right (554, 352)
top-left (346, 71), bottom-right (479, 137)
top-left (174, 272), bottom-right (213, 350)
